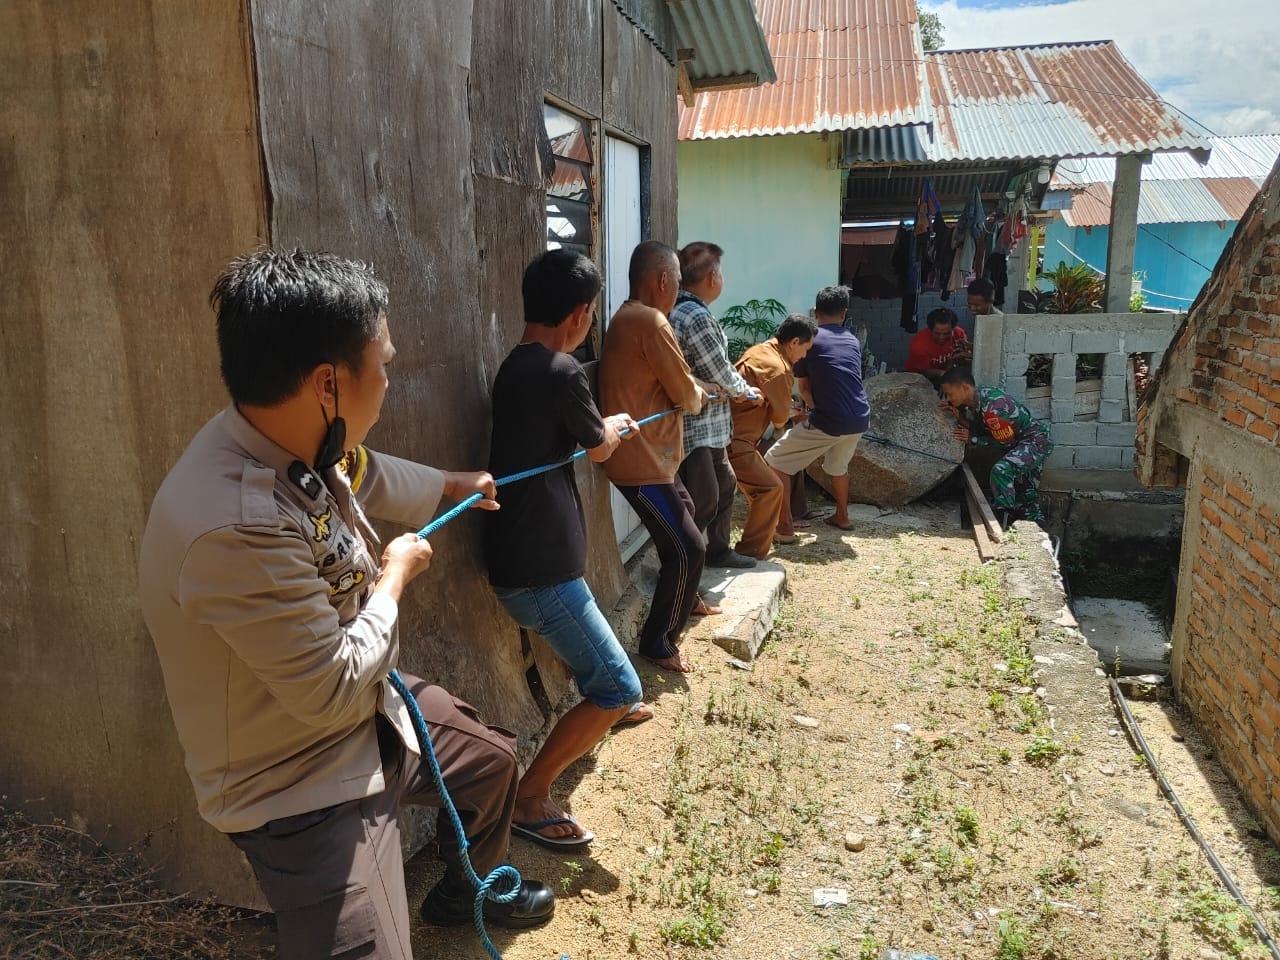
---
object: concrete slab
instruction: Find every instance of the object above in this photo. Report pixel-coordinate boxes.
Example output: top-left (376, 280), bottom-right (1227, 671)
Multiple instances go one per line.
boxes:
top-left (608, 543), bottom-right (787, 664)
top-left (695, 562), bottom-right (788, 661)
top-left (1072, 597), bottom-right (1171, 675)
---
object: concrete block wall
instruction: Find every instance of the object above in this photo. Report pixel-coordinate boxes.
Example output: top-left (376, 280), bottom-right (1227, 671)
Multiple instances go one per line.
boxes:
top-left (848, 297), bottom-right (1183, 473)
top-left (994, 312), bottom-right (1184, 469)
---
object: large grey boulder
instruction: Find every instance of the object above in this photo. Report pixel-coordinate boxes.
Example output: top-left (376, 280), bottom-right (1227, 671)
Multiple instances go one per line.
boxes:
top-left (808, 372), bottom-right (964, 507)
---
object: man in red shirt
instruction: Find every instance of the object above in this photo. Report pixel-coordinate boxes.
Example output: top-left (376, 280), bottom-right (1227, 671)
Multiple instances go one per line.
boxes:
top-left (905, 307), bottom-right (971, 384)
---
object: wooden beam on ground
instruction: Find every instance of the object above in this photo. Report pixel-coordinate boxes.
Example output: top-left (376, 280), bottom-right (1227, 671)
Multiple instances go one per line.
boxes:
top-left (960, 463), bottom-right (1004, 547)
top-left (966, 483), bottom-right (998, 562)
top-left (676, 62), bottom-right (695, 108)
top-left (689, 72), bottom-right (759, 92)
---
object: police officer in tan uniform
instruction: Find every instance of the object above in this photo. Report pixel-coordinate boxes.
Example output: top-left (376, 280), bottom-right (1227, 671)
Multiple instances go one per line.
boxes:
top-left (139, 250), bottom-right (554, 960)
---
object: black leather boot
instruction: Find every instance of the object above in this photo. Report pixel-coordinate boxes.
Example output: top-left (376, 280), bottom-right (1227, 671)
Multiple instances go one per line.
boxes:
top-left (420, 875), bottom-right (555, 930)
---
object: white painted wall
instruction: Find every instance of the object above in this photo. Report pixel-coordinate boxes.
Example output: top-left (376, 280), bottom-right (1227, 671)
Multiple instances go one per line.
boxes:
top-left (677, 133), bottom-right (841, 318)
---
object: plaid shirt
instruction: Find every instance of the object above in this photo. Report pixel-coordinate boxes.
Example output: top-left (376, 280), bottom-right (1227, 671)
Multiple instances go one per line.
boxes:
top-left (668, 291), bottom-right (751, 454)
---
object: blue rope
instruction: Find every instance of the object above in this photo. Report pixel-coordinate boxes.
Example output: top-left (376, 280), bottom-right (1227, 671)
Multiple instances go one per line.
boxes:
top-left (397, 402), bottom-right (688, 956)
top-left (386, 669), bottom-right (519, 960)
top-left (415, 406), bottom-right (689, 539)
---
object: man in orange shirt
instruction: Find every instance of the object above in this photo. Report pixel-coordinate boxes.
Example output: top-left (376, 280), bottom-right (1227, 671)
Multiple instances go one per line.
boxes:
top-left (728, 315), bottom-right (818, 558)
top-left (600, 241), bottom-right (711, 673)
top-left (904, 307), bottom-right (971, 385)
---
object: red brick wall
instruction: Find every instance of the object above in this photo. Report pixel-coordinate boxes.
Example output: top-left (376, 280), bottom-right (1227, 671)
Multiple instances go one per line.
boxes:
top-left (1182, 464), bottom-right (1280, 826)
top-left (1136, 165), bottom-right (1280, 837)
top-left (1172, 237), bottom-right (1280, 439)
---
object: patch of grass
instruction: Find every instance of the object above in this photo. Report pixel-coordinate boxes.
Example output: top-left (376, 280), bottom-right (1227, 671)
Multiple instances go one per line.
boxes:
top-left (995, 915), bottom-right (1030, 960)
top-left (1176, 883), bottom-right (1265, 958)
top-left (953, 804), bottom-right (980, 846)
top-left (1025, 731), bottom-right (1065, 766)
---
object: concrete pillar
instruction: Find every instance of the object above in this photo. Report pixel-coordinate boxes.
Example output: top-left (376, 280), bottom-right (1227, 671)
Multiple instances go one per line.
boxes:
top-left (973, 311), bottom-right (1005, 386)
top-left (1104, 153), bottom-right (1151, 312)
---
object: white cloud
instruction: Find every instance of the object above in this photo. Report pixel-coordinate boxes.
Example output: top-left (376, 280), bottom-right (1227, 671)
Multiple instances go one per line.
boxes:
top-left (921, 0), bottom-right (1280, 136)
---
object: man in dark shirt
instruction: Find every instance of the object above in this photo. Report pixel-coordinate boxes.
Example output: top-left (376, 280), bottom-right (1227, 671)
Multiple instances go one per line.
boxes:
top-left (764, 285), bottom-right (871, 534)
top-left (485, 250), bottom-right (646, 850)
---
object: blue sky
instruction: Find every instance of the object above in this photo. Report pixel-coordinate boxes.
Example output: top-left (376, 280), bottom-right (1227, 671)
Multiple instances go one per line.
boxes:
top-left (921, 0), bottom-right (1280, 135)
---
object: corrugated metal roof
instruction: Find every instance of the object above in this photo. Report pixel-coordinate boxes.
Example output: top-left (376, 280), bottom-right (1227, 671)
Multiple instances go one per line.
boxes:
top-left (1048, 135), bottom-right (1280, 226)
top-left (924, 42), bottom-right (1214, 162)
top-left (1051, 135), bottom-right (1280, 186)
top-left (611, 0), bottom-right (678, 64)
top-left (1203, 178), bottom-right (1268, 220)
top-left (677, 0), bottom-right (931, 139)
top-left (668, 0), bottom-right (777, 84)
top-left (1058, 178), bottom-right (1265, 227)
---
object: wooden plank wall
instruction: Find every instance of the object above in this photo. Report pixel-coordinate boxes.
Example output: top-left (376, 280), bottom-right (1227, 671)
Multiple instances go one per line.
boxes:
top-left (2, 0), bottom-right (679, 905)
top-left (0, 1), bottom-right (266, 899)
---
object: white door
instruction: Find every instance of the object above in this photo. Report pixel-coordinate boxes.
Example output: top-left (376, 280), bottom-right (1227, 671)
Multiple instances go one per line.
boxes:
top-left (604, 137), bottom-right (648, 559)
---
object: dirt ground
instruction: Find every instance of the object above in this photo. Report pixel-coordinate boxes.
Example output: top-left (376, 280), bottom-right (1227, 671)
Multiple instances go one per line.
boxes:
top-left (6, 498), bottom-right (1280, 960)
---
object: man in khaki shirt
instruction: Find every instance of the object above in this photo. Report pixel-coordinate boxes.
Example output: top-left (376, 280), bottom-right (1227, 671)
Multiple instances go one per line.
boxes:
top-left (599, 241), bottom-right (709, 673)
top-left (139, 250), bottom-right (554, 960)
top-left (728, 315), bottom-right (817, 558)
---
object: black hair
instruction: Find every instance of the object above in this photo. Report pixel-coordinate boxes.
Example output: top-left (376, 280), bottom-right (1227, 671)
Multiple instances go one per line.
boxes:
top-left (940, 364), bottom-right (976, 387)
top-left (814, 284), bottom-right (850, 317)
top-left (678, 241), bottom-right (724, 286)
top-left (211, 249), bottom-right (388, 407)
top-left (628, 240), bottom-right (678, 294)
top-left (522, 249), bottom-right (602, 328)
top-left (776, 314), bottom-right (818, 343)
top-left (926, 307), bottom-right (959, 330)
top-left (967, 277), bottom-right (995, 300)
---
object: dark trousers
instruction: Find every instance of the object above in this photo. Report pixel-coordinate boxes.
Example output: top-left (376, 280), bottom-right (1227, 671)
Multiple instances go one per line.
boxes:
top-left (677, 444), bottom-right (737, 558)
top-left (230, 677), bottom-right (518, 960)
top-left (618, 479), bottom-right (705, 660)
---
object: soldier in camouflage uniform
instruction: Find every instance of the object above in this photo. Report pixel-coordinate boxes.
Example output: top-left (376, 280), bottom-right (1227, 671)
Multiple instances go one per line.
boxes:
top-left (939, 365), bottom-right (1053, 525)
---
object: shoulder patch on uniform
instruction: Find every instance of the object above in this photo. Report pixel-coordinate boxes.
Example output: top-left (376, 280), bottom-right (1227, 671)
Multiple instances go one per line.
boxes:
top-left (240, 462), bottom-right (282, 528)
top-left (336, 445), bottom-right (369, 494)
top-left (287, 460), bottom-right (324, 500)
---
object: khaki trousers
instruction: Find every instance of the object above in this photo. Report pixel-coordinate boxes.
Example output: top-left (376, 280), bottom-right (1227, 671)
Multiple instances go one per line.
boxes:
top-left (727, 438), bottom-right (785, 560)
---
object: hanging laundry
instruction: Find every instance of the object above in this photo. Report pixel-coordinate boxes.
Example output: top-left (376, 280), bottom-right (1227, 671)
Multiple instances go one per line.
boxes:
top-left (987, 251), bottom-right (1009, 306)
top-left (948, 187), bottom-right (986, 291)
top-left (891, 225), bottom-right (920, 333)
top-left (915, 177), bottom-right (942, 235)
top-left (930, 212), bottom-right (955, 295)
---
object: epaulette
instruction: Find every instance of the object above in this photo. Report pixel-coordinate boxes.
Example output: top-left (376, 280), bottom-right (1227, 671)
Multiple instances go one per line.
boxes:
top-left (337, 445), bottom-right (369, 493)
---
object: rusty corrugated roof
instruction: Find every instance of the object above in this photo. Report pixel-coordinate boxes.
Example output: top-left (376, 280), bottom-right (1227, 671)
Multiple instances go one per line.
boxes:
top-left (677, 0), bottom-right (931, 140)
top-left (924, 42), bottom-right (1213, 162)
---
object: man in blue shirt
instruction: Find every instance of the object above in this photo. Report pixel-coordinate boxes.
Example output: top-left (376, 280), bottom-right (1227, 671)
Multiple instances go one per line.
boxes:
top-left (764, 285), bottom-right (871, 536)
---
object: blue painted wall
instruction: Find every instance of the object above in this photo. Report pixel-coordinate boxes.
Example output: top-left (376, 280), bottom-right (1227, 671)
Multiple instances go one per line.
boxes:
top-left (1043, 219), bottom-right (1234, 310)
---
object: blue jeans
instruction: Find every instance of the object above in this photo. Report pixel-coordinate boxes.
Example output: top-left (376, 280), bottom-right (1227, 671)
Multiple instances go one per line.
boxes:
top-left (494, 579), bottom-right (642, 710)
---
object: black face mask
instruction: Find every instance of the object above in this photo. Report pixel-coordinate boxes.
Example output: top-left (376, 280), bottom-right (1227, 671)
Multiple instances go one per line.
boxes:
top-left (315, 377), bottom-right (347, 471)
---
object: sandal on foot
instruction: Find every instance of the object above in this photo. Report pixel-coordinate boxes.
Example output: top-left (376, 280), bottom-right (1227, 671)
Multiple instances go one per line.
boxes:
top-left (612, 702), bottom-right (654, 728)
top-left (511, 816), bottom-right (594, 851)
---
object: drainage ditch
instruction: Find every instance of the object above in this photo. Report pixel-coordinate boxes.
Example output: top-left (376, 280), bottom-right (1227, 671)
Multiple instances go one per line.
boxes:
top-left (1042, 481), bottom-right (1184, 679)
